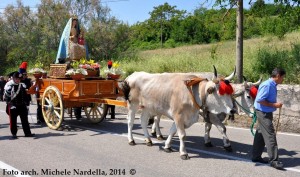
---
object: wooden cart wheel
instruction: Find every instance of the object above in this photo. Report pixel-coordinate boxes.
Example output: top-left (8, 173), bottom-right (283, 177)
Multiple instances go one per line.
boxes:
top-left (41, 86), bottom-right (64, 130)
top-left (84, 103), bottom-right (108, 123)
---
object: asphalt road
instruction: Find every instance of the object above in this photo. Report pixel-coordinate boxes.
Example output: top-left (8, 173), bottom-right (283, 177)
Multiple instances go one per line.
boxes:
top-left (0, 101), bottom-right (299, 177)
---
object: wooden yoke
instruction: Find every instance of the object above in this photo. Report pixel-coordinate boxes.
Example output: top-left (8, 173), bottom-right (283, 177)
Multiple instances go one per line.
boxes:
top-left (184, 77), bottom-right (207, 110)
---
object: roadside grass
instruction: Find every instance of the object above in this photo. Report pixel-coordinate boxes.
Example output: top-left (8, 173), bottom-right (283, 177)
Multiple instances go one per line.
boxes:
top-left (120, 31), bottom-right (300, 83)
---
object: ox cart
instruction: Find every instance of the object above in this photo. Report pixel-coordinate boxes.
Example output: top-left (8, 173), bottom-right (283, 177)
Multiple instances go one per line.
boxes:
top-left (27, 66), bottom-right (127, 130)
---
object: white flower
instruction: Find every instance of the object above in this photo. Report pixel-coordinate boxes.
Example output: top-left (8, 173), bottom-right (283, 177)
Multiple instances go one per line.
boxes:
top-left (75, 68), bottom-right (88, 75)
top-left (28, 68), bottom-right (45, 74)
top-left (65, 68), bottom-right (88, 76)
top-left (104, 68), bottom-right (125, 75)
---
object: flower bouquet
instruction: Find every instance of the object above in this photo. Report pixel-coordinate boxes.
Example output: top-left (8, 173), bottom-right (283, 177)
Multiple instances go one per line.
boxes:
top-left (78, 58), bottom-right (101, 77)
top-left (104, 61), bottom-right (125, 79)
top-left (28, 61), bottom-right (46, 79)
top-left (65, 61), bottom-right (88, 80)
top-left (65, 68), bottom-right (88, 80)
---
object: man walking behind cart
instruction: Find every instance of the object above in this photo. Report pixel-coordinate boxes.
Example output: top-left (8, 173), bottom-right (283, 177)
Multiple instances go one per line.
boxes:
top-left (4, 72), bottom-right (35, 139)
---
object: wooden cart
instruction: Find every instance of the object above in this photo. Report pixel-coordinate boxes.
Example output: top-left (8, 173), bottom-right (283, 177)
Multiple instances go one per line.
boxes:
top-left (28, 76), bottom-right (127, 130)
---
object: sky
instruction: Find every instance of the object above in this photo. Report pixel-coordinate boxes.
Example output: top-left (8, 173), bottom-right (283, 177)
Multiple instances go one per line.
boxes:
top-left (0, 0), bottom-right (264, 25)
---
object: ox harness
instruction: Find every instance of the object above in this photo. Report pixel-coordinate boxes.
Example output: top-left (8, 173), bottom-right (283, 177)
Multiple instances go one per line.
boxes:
top-left (232, 95), bottom-right (257, 136)
top-left (184, 77), bottom-right (210, 122)
top-left (232, 85), bottom-right (259, 136)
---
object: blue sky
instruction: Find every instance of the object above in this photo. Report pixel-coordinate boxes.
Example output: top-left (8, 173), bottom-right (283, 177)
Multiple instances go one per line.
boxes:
top-left (0, 0), bottom-right (269, 25)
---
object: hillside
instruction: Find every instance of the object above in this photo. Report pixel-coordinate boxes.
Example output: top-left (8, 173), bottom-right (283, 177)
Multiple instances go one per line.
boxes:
top-left (122, 31), bottom-right (300, 83)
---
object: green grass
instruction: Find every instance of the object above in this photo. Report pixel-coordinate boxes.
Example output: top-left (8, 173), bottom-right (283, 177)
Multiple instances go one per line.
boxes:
top-left (119, 31), bottom-right (300, 83)
top-left (121, 32), bottom-right (300, 78)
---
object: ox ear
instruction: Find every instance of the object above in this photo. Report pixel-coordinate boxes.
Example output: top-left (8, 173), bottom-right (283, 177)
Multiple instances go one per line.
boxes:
top-left (224, 66), bottom-right (236, 81)
top-left (205, 81), bottom-right (216, 94)
top-left (207, 87), bottom-right (215, 94)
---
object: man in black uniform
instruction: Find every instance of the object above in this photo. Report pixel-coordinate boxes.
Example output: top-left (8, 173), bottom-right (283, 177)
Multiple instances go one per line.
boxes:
top-left (4, 72), bottom-right (35, 139)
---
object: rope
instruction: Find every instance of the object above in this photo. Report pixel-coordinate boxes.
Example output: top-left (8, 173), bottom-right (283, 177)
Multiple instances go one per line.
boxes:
top-left (233, 98), bottom-right (257, 136)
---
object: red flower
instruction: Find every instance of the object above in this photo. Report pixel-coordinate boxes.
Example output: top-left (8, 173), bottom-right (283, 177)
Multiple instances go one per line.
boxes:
top-left (107, 60), bottom-right (113, 69)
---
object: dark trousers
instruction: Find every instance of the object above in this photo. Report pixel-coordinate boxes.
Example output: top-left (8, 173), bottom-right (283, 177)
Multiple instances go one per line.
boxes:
top-left (109, 105), bottom-right (115, 119)
top-left (0, 91), bottom-right (3, 101)
top-left (74, 107), bottom-right (82, 118)
top-left (252, 110), bottom-right (279, 162)
top-left (8, 105), bottom-right (32, 136)
top-left (37, 102), bottom-right (45, 123)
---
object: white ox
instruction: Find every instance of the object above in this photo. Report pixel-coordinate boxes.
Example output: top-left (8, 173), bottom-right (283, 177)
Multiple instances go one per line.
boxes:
top-left (150, 74), bottom-right (262, 151)
top-left (231, 76), bottom-right (262, 116)
top-left (122, 69), bottom-right (235, 160)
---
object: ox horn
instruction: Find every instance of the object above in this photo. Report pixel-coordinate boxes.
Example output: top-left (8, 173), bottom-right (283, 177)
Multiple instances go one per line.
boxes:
top-left (212, 65), bottom-right (219, 84)
top-left (212, 65), bottom-right (218, 81)
top-left (224, 66), bottom-right (236, 81)
top-left (253, 77), bottom-right (262, 86)
top-left (243, 75), bottom-right (249, 87)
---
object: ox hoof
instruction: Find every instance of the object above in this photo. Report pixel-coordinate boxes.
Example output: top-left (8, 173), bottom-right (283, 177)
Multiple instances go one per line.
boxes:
top-left (146, 141), bottom-right (153, 146)
top-left (224, 145), bottom-right (232, 152)
top-left (164, 147), bottom-right (173, 153)
top-left (157, 135), bottom-right (165, 140)
top-left (180, 154), bottom-right (190, 160)
top-left (205, 142), bottom-right (213, 147)
top-left (151, 132), bottom-right (157, 137)
top-left (129, 141), bottom-right (136, 146)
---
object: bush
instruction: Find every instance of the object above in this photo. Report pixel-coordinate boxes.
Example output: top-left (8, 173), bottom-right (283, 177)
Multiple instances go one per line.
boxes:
top-left (164, 39), bottom-right (176, 48)
top-left (253, 43), bottom-right (300, 84)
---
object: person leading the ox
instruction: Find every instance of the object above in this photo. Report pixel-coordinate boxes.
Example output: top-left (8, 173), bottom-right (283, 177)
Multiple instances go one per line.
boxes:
top-left (251, 68), bottom-right (285, 170)
top-left (4, 72), bottom-right (35, 139)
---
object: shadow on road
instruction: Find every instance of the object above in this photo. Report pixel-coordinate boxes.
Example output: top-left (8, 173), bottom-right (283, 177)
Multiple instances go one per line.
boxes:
top-left (32, 113), bottom-right (299, 169)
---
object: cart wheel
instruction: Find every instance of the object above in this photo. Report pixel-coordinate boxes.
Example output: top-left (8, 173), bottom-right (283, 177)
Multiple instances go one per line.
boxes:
top-left (41, 86), bottom-right (64, 130)
top-left (84, 103), bottom-right (108, 123)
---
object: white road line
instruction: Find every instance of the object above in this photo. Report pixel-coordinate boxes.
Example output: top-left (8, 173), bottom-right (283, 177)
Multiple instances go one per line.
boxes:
top-left (0, 161), bottom-right (31, 177)
top-left (70, 124), bottom-right (300, 174)
top-left (159, 118), bottom-right (300, 137)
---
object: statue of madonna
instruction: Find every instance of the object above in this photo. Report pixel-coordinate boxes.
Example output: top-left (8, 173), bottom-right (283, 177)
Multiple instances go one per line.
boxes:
top-left (55, 16), bottom-right (88, 64)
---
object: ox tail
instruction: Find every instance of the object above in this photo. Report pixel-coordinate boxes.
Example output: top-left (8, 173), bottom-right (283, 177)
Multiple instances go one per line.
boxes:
top-left (121, 81), bottom-right (131, 101)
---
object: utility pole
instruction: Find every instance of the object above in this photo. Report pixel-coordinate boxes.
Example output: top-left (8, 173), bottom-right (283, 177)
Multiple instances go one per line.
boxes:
top-left (236, 0), bottom-right (243, 83)
top-left (160, 12), bottom-right (163, 48)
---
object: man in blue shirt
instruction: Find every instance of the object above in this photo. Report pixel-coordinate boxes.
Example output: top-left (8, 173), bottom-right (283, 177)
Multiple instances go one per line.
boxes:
top-left (252, 68), bottom-right (285, 170)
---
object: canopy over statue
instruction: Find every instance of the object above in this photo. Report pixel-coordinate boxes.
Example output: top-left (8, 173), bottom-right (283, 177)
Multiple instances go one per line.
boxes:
top-left (55, 16), bottom-right (88, 63)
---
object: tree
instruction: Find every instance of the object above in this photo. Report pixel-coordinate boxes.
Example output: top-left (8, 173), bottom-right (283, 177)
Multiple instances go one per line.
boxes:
top-left (214, 0), bottom-right (300, 83)
top-left (2, 0), bottom-right (37, 67)
top-left (0, 0), bottom-right (129, 75)
top-left (148, 3), bottom-right (186, 48)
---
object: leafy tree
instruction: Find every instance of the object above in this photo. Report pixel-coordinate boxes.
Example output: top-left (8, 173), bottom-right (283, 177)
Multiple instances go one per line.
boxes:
top-left (2, 0), bottom-right (37, 69)
top-left (148, 2), bottom-right (186, 47)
